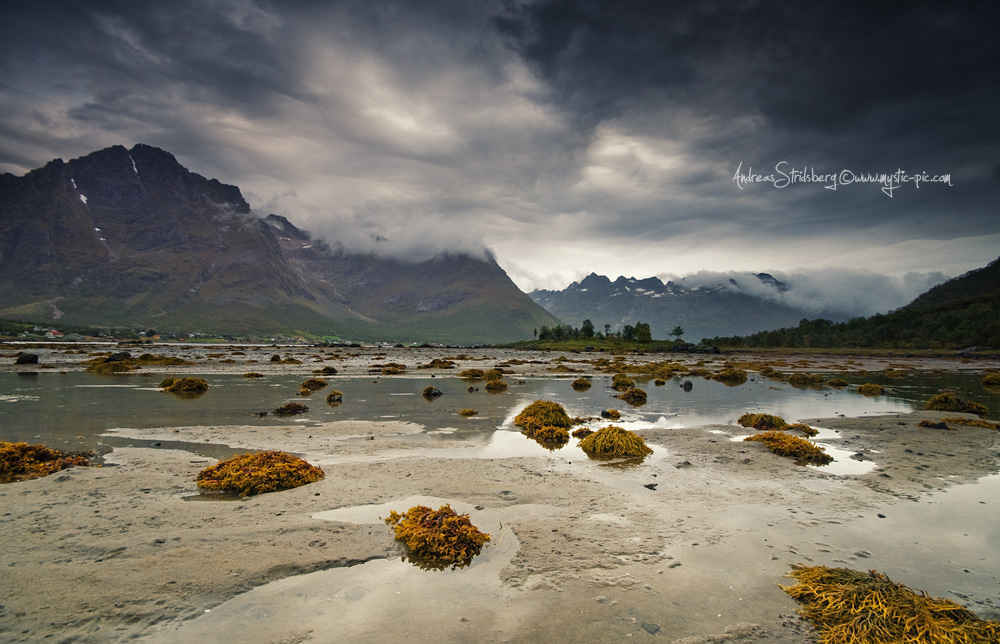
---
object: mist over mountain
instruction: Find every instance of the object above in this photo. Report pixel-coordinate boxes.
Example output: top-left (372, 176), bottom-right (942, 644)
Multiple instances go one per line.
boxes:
top-left (0, 144), bottom-right (556, 343)
top-left (659, 269), bottom-right (949, 318)
top-left (529, 268), bottom-right (947, 341)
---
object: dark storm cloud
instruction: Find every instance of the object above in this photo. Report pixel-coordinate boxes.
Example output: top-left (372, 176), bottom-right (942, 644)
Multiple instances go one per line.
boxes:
top-left (0, 0), bottom-right (997, 300)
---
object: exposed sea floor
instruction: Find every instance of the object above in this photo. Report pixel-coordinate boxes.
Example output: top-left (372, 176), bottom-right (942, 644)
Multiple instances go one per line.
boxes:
top-left (1, 345), bottom-right (998, 642)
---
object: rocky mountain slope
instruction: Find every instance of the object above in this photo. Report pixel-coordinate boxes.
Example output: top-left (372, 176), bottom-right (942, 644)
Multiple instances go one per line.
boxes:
top-left (530, 272), bottom-right (847, 341)
top-left (0, 144), bottom-right (557, 343)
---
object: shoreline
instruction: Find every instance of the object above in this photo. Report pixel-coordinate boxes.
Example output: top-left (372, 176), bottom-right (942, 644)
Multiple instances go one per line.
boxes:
top-left (2, 404), bottom-right (998, 642)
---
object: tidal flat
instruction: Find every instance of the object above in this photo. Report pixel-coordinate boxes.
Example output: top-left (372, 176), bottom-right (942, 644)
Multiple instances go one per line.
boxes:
top-left (1, 344), bottom-right (999, 642)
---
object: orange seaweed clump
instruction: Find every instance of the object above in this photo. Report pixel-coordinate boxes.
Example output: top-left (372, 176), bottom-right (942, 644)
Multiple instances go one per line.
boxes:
top-left (738, 413), bottom-right (787, 431)
top-left (1, 441), bottom-right (90, 483)
top-left (385, 504), bottom-right (491, 570)
top-left (617, 387), bottom-right (647, 406)
top-left (531, 425), bottom-right (570, 449)
top-left (781, 564), bottom-right (1000, 644)
top-left (572, 427), bottom-right (594, 439)
top-left (712, 367), bottom-right (748, 385)
top-left (459, 369), bottom-right (485, 380)
top-left (196, 451), bottom-right (324, 496)
top-left (571, 377), bottom-right (592, 390)
top-left (300, 378), bottom-right (327, 392)
top-left (611, 373), bottom-right (635, 391)
top-left (161, 377), bottom-right (209, 396)
top-left (578, 425), bottom-right (653, 460)
top-left (514, 400), bottom-right (572, 433)
top-left (744, 431), bottom-right (832, 465)
top-left (857, 383), bottom-right (885, 396)
top-left (786, 423), bottom-right (819, 437)
top-left (924, 392), bottom-right (987, 416)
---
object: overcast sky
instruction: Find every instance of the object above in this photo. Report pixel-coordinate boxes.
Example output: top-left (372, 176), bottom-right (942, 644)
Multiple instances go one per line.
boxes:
top-left (2, 1), bottom-right (998, 293)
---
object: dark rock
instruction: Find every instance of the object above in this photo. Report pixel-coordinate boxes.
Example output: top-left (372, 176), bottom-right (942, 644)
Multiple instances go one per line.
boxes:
top-left (643, 483), bottom-right (658, 490)
top-left (14, 353), bottom-right (39, 365)
top-left (681, 380), bottom-right (693, 392)
top-left (641, 623), bottom-right (661, 635)
top-left (674, 460), bottom-right (693, 468)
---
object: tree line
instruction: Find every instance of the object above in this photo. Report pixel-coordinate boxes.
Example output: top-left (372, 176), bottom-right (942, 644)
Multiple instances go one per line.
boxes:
top-left (535, 320), bottom-right (685, 343)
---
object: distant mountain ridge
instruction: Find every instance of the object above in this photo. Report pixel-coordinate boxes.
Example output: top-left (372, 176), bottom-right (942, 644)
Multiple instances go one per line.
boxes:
top-left (708, 257), bottom-right (1000, 349)
top-left (0, 144), bottom-right (557, 342)
top-left (530, 272), bottom-right (846, 340)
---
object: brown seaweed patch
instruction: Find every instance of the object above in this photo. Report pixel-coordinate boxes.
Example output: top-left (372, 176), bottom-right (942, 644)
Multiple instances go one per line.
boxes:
top-left (274, 401), bottom-right (309, 416)
top-left (326, 390), bottom-right (343, 405)
top-left (196, 451), bottom-right (324, 497)
top-left (787, 373), bottom-right (826, 388)
top-left (744, 431), bottom-right (832, 465)
top-left (571, 377), bottom-right (592, 391)
top-left (243, 372), bottom-right (265, 378)
top-left (571, 427), bottom-right (594, 439)
top-left (300, 378), bottom-right (328, 392)
top-left (611, 373), bottom-right (635, 391)
top-left (418, 358), bottom-right (456, 369)
top-left (458, 408), bottom-right (478, 416)
top-left (617, 387), bottom-right (647, 406)
top-left (781, 564), bottom-right (1000, 644)
top-left (857, 383), bottom-right (885, 397)
top-left (738, 413), bottom-right (788, 431)
top-left (531, 425), bottom-right (570, 449)
top-left (601, 409), bottom-right (621, 420)
top-left (712, 367), bottom-right (748, 385)
top-left (826, 378), bottom-right (849, 387)
top-left (161, 377), bottom-right (209, 396)
top-left (939, 416), bottom-right (999, 430)
top-left (422, 385), bottom-right (443, 399)
top-left (924, 392), bottom-right (987, 416)
top-left (514, 400), bottom-right (572, 433)
top-left (786, 423), bottom-right (819, 437)
top-left (982, 371), bottom-right (1000, 387)
top-left (385, 504), bottom-right (491, 570)
top-left (1, 442), bottom-right (90, 483)
top-left (918, 420), bottom-right (951, 430)
top-left (578, 425), bottom-right (653, 460)
top-left (459, 369), bottom-right (485, 380)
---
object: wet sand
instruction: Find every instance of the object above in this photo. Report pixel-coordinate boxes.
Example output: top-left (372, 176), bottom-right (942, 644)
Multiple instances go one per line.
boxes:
top-left (1, 346), bottom-right (999, 642)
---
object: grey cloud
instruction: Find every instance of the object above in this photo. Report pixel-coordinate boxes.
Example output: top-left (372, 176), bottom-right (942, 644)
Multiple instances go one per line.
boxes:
top-left (0, 1), bottom-right (996, 294)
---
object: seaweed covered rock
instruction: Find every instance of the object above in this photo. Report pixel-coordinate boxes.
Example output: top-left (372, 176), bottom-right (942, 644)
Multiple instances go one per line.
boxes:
top-left (924, 392), bottom-right (987, 416)
top-left (326, 390), bottom-right (343, 405)
top-left (572, 427), bottom-right (594, 439)
top-left (571, 377), bottom-right (592, 391)
top-left (744, 431), bottom-right (832, 465)
top-left (787, 373), bottom-right (825, 388)
top-left (782, 565), bottom-right (1000, 644)
top-left (162, 377), bottom-right (209, 396)
top-left (515, 400), bottom-right (572, 433)
top-left (196, 451), bottom-right (324, 496)
top-left (601, 409), bottom-right (621, 420)
top-left (458, 408), bottom-right (478, 416)
top-left (1, 441), bottom-right (90, 483)
top-left (274, 401), bottom-right (309, 416)
top-left (786, 423), bottom-right (819, 437)
top-left (712, 367), bottom-right (748, 386)
top-left (857, 383), bottom-right (885, 396)
top-left (826, 377), bottom-right (849, 387)
top-left (314, 366), bottom-right (338, 375)
top-left (654, 378), bottom-right (666, 386)
top-left (300, 378), bottom-right (327, 392)
top-left (983, 371), bottom-right (1000, 387)
top-left (459, 369), bottom-right (485, 380)
top-left (617, 387), bottom-right (647, 406)
top-left (611, 373), bottom-right (635, 391)
top-left (384, 504), bottom-right (491, 570)
top-left (484, 378), bottom-right (508, 392)
top-left (244, 372), bottom-right (265, 378)
top-left (738, 413), bottom-right (787, 431)
top-left (422, 385), bottom-right (443, 399)
top-left (531, 425), bottom-right (570, 449)
top-left (419, 358), bottom-right (456, 369)
top-left (579, 425), bottom-right (653, 460)
top-left (270, 354), bottom-right (282, 362)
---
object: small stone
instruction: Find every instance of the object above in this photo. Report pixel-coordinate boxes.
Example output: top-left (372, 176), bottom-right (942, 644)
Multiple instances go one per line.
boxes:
top-left (641, 623), bottom-right (661, 635)
top-left (643, 483), bottom-right (658, 490)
